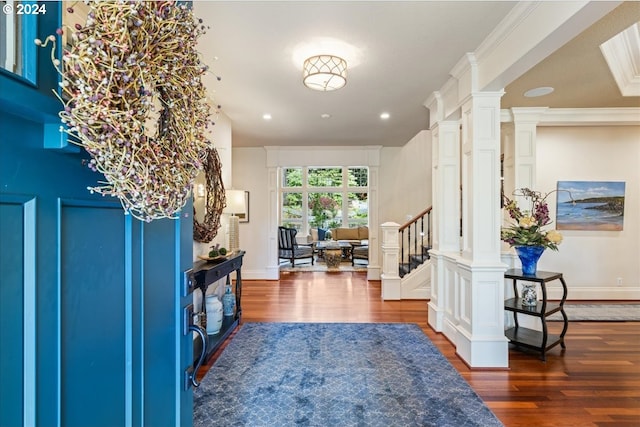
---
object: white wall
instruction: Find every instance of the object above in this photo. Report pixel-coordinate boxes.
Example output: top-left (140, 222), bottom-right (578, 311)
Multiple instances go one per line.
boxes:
top-left (193, 111), bottom-right (234, 262)
top-left (379, 130), bottom-right (432, 225)
top-left (190, 112), bottom-right (234, 315)
top-left (229, 147), bottom-right (271, 279)
top-left (535, 125), bottom-right (640, 299)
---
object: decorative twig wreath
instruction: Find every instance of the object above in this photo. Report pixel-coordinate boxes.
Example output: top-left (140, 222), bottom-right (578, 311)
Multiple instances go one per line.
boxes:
top-left (36, 1), bottom-right (212, 222)
top-left (193, 147), bottom-right (226, 242)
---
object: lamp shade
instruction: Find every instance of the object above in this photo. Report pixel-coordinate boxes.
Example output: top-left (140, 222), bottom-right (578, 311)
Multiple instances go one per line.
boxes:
top-left (223, 190), bottom-right (246, 215)
top-left (303, 55), bottom-right (347, 91)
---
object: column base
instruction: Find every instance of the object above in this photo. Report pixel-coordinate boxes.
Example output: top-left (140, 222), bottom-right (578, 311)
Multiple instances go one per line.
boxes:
top-left (427, 301), bottom-right (444, 332)
top-left (380, 274), bottom-right (401, 300)
top-left (456, 326), bottom-right (509, 368)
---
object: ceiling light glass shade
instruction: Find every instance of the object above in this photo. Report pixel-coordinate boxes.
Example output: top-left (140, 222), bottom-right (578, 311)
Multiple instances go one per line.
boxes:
top-left (303, 55), bottom-right (347, 91)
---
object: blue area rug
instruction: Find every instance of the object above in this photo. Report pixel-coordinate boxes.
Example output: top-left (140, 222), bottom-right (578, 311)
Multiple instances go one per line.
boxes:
top-left (194, 323), bottom-right (503, 427)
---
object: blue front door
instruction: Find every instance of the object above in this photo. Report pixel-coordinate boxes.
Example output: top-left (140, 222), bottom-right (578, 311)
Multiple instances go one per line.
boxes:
top-left (0, 5), bottom-right (195, 427)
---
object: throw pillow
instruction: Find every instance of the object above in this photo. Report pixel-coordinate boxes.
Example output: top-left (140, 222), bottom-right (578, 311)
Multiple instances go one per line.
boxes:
top-left (317, 227), bottom-right (328, 240)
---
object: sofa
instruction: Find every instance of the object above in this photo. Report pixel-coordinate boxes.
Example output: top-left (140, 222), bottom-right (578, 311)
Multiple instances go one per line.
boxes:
top-left (330, 226), bottom-right (368, 244)
top-left (309, 226), bottom-right (368, 244)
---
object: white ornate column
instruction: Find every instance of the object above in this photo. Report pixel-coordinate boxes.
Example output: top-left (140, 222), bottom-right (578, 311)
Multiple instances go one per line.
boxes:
top-left (504, 107), bottom-right (547, 330)
top-left (457, 89), bottom-right (509, 368)
top-left (424, 106), bottom-right (461, 333)
top-left (380, 222), bottom-right (401, 300)
top-left (509, 107), bottom-right (547, 195)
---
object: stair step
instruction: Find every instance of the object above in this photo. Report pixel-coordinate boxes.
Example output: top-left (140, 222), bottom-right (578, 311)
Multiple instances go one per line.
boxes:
top-left (410, 254), bottom-right (427, 264)
top-left (399, 245), bottom-right (432, 277)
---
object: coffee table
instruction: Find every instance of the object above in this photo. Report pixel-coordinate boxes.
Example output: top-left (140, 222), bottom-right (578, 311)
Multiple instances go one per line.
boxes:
top-left (315, 241), bottom-right (352, 269)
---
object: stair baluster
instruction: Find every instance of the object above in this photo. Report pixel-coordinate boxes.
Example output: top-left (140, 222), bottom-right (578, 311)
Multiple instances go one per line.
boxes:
top-left (398, 207), bottom-right (432, 277)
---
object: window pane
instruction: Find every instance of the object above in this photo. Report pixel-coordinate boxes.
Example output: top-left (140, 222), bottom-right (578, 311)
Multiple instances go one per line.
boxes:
top-left (308, 168), bottom-right (342, 187)
top-left (1, 7), bottom-right (37, 83)
top-left (348, 167), bottom-right (368, 187)
top-left (1, 11), bottom-right (23, 75)
top-left (282, 168), bottom-right (302, 187)
top-left (308, 192), bottom-right (341, 228)
top-left (282, 192), bottom-right (302, 229)
top-left (348, 192), bottom-right (368, 227)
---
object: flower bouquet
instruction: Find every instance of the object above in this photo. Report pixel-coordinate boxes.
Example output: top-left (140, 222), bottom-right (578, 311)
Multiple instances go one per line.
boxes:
top-left (501, 188), bottom-right (563, 251)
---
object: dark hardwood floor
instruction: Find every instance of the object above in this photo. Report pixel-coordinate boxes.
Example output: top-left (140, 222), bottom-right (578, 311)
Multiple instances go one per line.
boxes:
top-left (200, 271), bottom-right (640, 427)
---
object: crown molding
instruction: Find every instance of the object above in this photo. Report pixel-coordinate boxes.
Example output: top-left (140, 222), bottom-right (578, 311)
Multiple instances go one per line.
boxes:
top-left (501, 107), bottom-right (640, 125)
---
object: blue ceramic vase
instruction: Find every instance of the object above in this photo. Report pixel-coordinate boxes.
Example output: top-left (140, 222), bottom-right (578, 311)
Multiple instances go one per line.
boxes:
top-left (222, 284), bottom-right (236, 317)
top-left (515, 245), bottom-right (545, 275)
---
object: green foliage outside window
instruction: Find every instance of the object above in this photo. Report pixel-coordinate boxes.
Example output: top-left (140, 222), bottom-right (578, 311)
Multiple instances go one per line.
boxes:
top-left (308, 192), bottom-right (342, 228)
top-left (281, 166), bottom-right (369, 230)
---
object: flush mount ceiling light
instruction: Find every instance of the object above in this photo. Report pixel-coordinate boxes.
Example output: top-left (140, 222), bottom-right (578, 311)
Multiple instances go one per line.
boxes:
top-left (303, 55), bottom-right (347, 91)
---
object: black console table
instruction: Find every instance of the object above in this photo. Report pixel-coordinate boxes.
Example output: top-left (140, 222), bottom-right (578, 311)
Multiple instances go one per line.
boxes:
top-left (192, 251), bottom-right (244, 363)
top-left (504, 269), bottom-right (569, 361)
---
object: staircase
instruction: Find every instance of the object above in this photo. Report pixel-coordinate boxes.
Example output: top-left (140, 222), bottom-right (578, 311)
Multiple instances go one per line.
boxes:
top-left (398, 207), bottom-right (432, 278)
top-left (399, 244), bottom-right (431, 277)
top-left (379, 207), bottom-right (432, 300)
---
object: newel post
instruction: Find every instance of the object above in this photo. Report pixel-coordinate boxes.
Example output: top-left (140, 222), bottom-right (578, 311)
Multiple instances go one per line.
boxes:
top-left (380, 222), bottom-right (401, 300)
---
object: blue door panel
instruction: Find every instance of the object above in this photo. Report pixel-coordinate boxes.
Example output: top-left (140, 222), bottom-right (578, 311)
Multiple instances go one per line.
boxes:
top-left (1, 109), bottom-right (194, 425)
top-left (143, 212), bottom-right (195, 427)
top-left (60, 202), bottom-right (126, 427)
top-left (2, 4), bottom-right (196, 423)
top-left (143, 219), bottom-right (176, 425)
top-left (177, 210), bottom-right (195, 427)
top-left (0, 201), bottom-right (26, 427)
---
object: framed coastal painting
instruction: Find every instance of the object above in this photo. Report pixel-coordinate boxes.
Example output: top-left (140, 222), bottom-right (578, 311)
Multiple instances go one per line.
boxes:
top-left (556, 181), bottom-right (625, 231)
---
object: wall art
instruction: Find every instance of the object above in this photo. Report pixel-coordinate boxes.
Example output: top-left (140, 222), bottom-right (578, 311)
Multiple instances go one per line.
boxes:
top-left (556, 181), bottom-right (625, 231)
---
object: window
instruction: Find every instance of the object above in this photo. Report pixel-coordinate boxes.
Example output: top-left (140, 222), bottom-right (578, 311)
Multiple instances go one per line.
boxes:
top-left (280, 166), bottom-right (368, 232)
top-left (282, 192), bottom-right (303, 229)
top-left (308, 167), bottom-right (342, 187)
top-left (0, 2), bottom-right (37, 83)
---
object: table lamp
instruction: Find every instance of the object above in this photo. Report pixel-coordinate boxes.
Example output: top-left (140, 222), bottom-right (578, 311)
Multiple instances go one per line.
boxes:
top-left (223, 190), bottom-right (246, 252)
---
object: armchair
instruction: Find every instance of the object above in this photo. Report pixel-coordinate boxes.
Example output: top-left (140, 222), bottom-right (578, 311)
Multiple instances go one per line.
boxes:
top-left (351, 244), bottom-right (369, 265)
top-left (278, 226), bottom-right (315, 267)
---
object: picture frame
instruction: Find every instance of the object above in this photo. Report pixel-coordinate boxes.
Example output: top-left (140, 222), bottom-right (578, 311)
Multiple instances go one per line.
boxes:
top-left (238, 191), bottom-right (249, 223)
top-left (556, 181), bottom-right (625, 231)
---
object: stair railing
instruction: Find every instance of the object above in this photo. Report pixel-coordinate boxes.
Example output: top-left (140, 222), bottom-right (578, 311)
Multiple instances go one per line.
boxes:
top-left (398, 207), bottom-right (432, 276)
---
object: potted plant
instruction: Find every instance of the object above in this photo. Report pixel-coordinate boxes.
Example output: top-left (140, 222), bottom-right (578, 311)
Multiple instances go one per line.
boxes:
top-left (501, 188), bottom-right (564, 276)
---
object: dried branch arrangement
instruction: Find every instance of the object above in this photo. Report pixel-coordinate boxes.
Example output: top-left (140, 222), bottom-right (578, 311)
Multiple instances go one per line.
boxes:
top-left (36, 1), bottom-right (213, 221)
top-left (194, 147), bottom-right (226, 242)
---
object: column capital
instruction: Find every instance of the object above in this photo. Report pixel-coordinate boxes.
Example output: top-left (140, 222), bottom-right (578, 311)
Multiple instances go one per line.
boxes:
top-left (510, 107), bottom-right (549, 124)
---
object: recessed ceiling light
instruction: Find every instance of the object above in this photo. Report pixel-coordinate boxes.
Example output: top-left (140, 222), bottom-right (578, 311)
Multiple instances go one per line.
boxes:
top-left (263, 113), bottom-right (272, 120)
top-left (380, 112), bottom-right (390, 120)
top-left (321, 113), bottom-right (331, 119)
top-left (524, 87), bottom-right (554, 97)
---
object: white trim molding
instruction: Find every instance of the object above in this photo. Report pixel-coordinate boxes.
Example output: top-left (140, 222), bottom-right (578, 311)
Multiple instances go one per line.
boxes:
top-left (502, 107), bottom-right (640, 126)
top-left (600, 22), bottom-right (640, 97)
